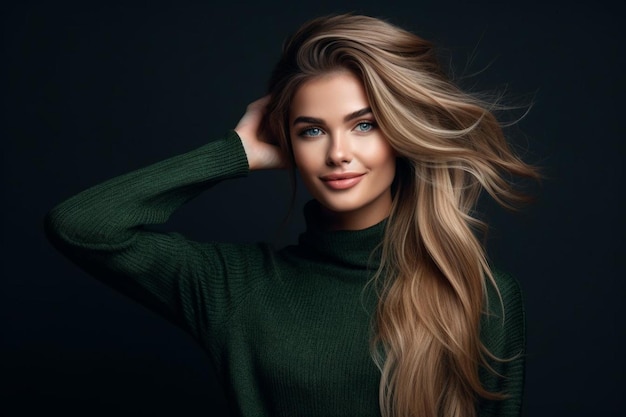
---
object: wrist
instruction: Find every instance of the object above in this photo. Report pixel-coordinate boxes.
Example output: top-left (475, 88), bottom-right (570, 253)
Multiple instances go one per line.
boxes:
top-left (234, 130), bottom-right (257, 170)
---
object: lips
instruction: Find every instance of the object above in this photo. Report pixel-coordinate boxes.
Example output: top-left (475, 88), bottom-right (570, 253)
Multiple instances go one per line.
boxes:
top-left (320, 172), bottom-right (365, 190)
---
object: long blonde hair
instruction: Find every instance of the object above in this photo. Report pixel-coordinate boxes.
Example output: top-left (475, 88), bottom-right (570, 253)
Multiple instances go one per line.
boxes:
top-left (262, 13), bottom-right (539, 417)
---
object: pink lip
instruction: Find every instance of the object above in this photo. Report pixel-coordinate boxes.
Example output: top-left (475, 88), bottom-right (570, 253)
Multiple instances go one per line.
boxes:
top-left (320, 172), bottom-right (365, 190)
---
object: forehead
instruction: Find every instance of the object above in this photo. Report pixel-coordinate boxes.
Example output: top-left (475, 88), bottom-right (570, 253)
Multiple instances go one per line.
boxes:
top-left (290, 71), bottom-right (370, 120)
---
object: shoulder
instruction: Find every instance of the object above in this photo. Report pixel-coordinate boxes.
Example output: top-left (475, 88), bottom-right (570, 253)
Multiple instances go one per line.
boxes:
top-left (187, 241), bottom-right (279, 328)
top-left (485, 270), bottom-right (524, 320)
top-left (195, 240), bottom-right (278, 278)
top-left (481, 270), bottom-right (526, 358)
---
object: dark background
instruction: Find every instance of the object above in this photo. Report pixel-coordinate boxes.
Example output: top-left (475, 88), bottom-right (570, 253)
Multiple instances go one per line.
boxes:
top-left (3, 1), bottom-right (624, 416)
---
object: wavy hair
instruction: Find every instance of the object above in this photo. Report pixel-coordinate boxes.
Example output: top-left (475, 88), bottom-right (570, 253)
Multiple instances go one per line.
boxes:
top-left (261, 13), bottom-right (539, 417)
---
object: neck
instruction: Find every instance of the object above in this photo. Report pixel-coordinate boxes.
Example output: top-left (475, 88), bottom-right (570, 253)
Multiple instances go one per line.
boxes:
top-left (299, 199), bottom-right (387, 270)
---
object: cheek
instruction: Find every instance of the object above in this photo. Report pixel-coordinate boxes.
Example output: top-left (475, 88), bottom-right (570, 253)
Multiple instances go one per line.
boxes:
top-left (370, 143), bottom-right (397, 178)
top-left (292, 142), bottom-right (322, 174)
top-left (381, 158), bottom-right (397, 185)
top-left (292, 146), bottom-right (308, 172)
top-left (293, 151), bottom-right (323, 197)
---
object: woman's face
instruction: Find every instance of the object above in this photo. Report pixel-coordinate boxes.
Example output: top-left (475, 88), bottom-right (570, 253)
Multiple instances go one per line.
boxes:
top-left (289, 71), bottom-right (396, 230)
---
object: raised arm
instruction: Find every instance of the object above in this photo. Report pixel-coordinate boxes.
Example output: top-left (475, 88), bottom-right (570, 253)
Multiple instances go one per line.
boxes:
top-left (45, 131), bottom-right (249, 332)
top-left (44, 95), bottom-right (289, 346)
top-left (47, 94), bottom-right (284, 248)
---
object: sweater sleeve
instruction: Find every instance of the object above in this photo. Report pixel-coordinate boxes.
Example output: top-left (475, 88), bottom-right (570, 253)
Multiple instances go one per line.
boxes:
top-left (478, 272), bottom-right (526, 417)
top-left (44, 130), bottom-right (258, 354)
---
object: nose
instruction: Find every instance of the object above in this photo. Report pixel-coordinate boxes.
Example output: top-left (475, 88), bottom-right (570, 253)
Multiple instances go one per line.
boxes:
top-left (326, 133), bottom-right (352, 166)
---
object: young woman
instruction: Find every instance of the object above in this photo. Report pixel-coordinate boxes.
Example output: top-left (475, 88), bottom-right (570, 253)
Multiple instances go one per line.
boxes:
top-left (46, 13), bottom-right (539, 417)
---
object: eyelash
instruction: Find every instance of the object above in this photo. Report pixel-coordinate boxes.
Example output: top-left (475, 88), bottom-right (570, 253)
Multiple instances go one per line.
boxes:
top-left (297, 120), bottom-right (377, 137)
top-left (299, 127), bottom-right (324, 137)
top-left (355, 121), bottom-right (375, 132)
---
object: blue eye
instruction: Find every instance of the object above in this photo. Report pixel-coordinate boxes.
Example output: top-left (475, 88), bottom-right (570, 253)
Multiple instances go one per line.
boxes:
top-left (301, 127), bottom-right (323, 137)
top-left (355, 122), bottom-right (374, 132)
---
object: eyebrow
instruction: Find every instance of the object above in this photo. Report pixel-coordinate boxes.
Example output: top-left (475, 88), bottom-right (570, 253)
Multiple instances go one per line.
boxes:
top-left (292, 107), bottom-right (372, 126)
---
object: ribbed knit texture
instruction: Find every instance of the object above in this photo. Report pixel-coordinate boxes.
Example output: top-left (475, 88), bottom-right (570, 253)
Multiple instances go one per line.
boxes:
top-left (45, 130), bottom-right (525, 417)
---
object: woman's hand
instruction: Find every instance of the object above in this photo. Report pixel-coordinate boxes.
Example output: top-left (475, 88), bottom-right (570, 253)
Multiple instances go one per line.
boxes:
top-left (235, 96), bottom-right (287, 171)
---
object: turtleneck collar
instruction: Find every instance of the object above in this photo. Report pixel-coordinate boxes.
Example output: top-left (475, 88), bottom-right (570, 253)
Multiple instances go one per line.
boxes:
top-left (296, 200), bottom-right (386, 270)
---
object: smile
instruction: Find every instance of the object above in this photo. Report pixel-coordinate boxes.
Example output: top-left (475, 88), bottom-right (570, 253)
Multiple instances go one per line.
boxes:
top-left (320, 173), bottom-right (365, 190)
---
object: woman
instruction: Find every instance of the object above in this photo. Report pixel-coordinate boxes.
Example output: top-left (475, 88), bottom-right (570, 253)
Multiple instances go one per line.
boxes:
top-left (46, 13), bottom-right (539, 417)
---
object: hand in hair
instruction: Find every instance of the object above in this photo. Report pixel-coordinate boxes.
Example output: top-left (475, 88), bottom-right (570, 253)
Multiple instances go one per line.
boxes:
top-left (235, 96), bottom-right (286, 171)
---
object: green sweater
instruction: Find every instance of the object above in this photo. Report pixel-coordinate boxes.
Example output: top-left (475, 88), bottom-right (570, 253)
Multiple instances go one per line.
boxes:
top-left (45, 131), bottom-right (525, 417)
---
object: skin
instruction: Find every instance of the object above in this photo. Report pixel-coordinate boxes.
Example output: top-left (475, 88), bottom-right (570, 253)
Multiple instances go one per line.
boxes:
top-left (235, 71), bottom-right (396, 230)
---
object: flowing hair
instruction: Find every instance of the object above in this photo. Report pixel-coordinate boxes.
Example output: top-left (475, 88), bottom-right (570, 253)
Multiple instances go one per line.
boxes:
top-left (261, 13), bottom-right (539, 417)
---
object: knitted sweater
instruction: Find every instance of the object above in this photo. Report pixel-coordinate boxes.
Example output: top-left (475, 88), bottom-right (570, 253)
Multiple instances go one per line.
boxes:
top-left (45, 131), bottom-right (525, 417)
